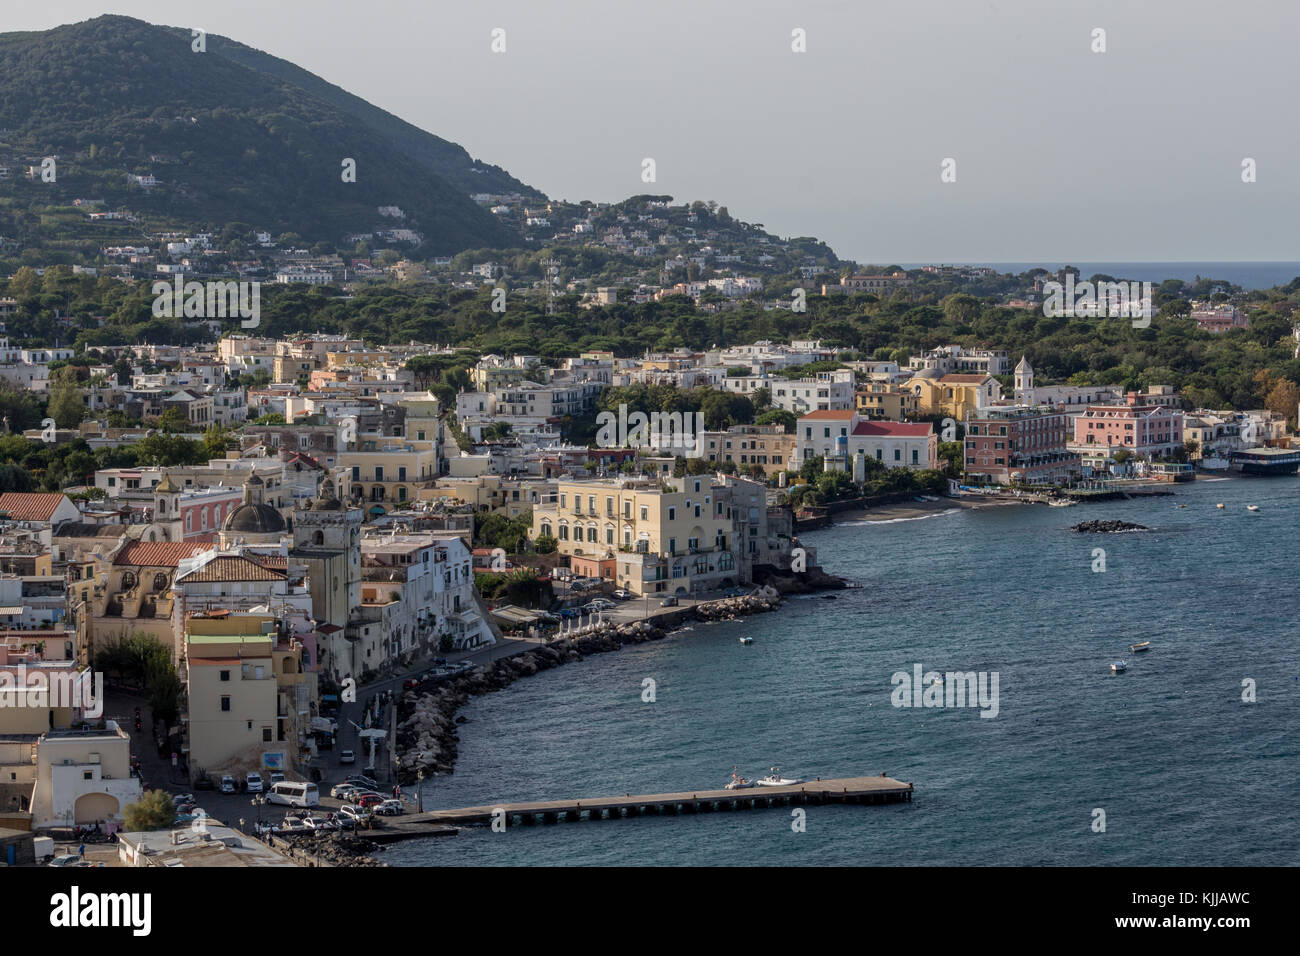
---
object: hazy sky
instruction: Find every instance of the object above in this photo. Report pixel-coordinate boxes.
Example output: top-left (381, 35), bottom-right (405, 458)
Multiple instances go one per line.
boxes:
top-left (9, 0), bottom-right (1300, 263)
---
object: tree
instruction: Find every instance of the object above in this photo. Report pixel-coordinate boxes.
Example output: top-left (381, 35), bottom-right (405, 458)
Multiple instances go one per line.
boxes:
top-left (534, 534), bottom-right (558, 555)
top-left (1264, 378), bottom-right (1300, 428)
top-left (755, 409), bottom-right (797, 433)
top-left (124, 790), bottom-right (176, 831)
top-left (46, 368), bottom-right (85, 429)
top-left (156, 407), bottom-right (190, 433)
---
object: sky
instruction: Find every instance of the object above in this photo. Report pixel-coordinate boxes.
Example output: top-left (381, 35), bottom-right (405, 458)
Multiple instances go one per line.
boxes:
top-left (7, 0), bottom-right (1300, 264)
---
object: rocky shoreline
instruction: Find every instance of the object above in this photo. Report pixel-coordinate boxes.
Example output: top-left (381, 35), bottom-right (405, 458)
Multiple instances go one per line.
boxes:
top-left (395, 590), bottom-right (787, 783)
top-left (1070, 519), bottom-right (1151, 533)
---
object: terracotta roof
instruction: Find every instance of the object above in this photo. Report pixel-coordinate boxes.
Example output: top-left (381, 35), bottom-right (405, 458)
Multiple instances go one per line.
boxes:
top-left (0, 493), bottom-right (70, 522)
top-left (937, 374), bottom-right (992, 384)
top-left (851, 421), bottom-right (934, 437)
top-left (798, 409), bottom-right (855, 420)
top-left (115, 541), bottom-right (214, 567)
top-left (177, 556), bottom-right (286, 583)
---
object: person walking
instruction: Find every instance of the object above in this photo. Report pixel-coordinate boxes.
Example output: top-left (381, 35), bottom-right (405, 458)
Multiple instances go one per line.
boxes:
top-left (77, 843), bottom-right (85, 860)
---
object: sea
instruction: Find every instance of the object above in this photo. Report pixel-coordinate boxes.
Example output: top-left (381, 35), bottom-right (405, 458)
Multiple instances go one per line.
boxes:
top-left (903, 262), bottom-right (1300, 291)
top-left (386, 475), bottom-right (1298, 866)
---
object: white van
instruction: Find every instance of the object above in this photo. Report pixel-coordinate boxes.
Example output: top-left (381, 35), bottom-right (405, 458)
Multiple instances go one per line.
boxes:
top-left (266, 781), bottom-right (319, 807)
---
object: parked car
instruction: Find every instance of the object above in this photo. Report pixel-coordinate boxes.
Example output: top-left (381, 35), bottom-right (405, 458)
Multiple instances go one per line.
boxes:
top-left (356, 793), bottom-right (385, 809)
top-left (344, 773), bottom-right (379, 788)
top-left (220, 775), bottom-right (236, 794)
top-left (48, 854), bottom-right (81, 867)
top-left (194, 774), bottom-right (214, 791)
top-left (302, 815), bottom-right (331, 830)
top-left (557, 608), bottom-right (579, 619)
top-left (375, 799), bottom-right (405, 816)
top-left (329, 783), bottom-right (357, 800)
top-left (402, 678), bottom-right (420, 690)
top-left (612, 588), bottom-right (633, 600)
top-left (339, 749), bottom-right (356, 765)
top-left (338, 805), bottom-right (372, 825)
top-left (172, 792), bottom-right (195, 807)
top-left (660, 596), bottom-right (678, 607)
top-left (723, 586), bottom-right (750, 598)
top-left (584, 599), bottom-right (616, 611)
top-left (245, 772), bottom-right (263, 794)
top-left (268, 771), bottom-right (285, 787)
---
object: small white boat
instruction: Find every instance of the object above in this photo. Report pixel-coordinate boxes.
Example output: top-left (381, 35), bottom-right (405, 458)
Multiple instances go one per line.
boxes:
top-left (724, 768), bottom-right (753, 790)
top-left (738, 636), bottom-right (753, 645)
top-left (1215, 503), bottom-right (1224, 509)
top-left (1130, 641), bottom-right (1151, 654)
top-left (1246, 505), bottom-right (1260, 512)
top-left (1110, 660), bottom-right (1128, 673)
top-left (754, 767), bottom-right (804, 787)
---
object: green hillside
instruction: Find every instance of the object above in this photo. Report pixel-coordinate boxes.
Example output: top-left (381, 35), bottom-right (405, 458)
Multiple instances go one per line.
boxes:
top-left (0, 15), bottom-right (532, 254)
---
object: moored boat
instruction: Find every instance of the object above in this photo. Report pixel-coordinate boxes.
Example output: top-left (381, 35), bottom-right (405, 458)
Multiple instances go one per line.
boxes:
top-left (1111, 660), bottom-right (1128, 673)
top-left (739, 636), bottom-right (753, 645)
top-left (724, 768), bottom-right (753, 790)
top-left (1130, 641), bottom-right (1151, 653)
top-left (754, 767), bottom-right (803, 786)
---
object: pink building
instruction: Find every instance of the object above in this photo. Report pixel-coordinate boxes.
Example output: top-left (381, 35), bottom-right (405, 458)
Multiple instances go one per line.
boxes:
top-left (1071, 397), bottom-right (1184, 459)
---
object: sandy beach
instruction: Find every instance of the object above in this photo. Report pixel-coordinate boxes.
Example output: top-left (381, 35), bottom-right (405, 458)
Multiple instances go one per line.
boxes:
top-left (842, 496), bottom-right (1027, 523)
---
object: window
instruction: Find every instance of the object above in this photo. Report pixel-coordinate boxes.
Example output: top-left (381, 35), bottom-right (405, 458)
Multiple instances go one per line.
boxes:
top-left (668, 507), bottom-right (676, 521)
top-left (220, 670), bottom-right (230, 682)
top-left (263, 728), bottom-right (273, 742)
top-left (221, 696), bottom-right (231, 712)
top-left (894, 449), bottom-right (901, 461)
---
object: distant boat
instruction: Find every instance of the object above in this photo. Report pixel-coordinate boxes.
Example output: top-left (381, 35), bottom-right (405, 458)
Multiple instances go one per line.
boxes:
top-left (1047, 498), bottom-right (1076, 507)
top-left (1111, 660), bottom-right (1128, 673)
top-left (1215, 503), bottom-right (1225, 509)
top-left (754, 767), bottom-right (804, 787)
top-left (738, 636), bottom-right (753, 645)
top-left (1130, 641), bottom-right (1151, 654)
top-left (1247, 505), bottom-right (1260, 512)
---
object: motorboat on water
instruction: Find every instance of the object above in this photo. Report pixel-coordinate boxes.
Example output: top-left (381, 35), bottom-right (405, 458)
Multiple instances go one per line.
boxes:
top-left (724, 768), bottom-right (754, 790)
top-left (1110, 660), bottom-right (1128, 673)
top-left (739, 636), bottom-right (753, 645)
top-left (1047, 498), bottom-right (1076, 507)
top-left (1246, 505), bottom-right (1260, 512)
top-left (754, 767), bottom-right (804, 787)
top-left (1215, 503), bottom-right (1225, 509)
top-left (1130, 641), bottom-right (1151, 654)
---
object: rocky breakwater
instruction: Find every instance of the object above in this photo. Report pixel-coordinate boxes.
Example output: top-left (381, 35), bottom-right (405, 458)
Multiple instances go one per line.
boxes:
top-left (396, 591), bottom-right (783, 783)
top-left (754, 565), bottom-right (848, 595)
top-left (1070, 519), bottom-right (1151, 533)
top-left (270, 830), bottom-right (385, 867)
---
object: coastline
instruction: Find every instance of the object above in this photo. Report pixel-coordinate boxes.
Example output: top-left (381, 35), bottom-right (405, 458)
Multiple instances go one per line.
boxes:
top-left (834, 496), bottom-right (1021, 524)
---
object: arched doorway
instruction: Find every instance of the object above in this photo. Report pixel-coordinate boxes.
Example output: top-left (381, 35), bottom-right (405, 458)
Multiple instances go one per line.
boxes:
top-left (74, 792), bottom-right (120, 824)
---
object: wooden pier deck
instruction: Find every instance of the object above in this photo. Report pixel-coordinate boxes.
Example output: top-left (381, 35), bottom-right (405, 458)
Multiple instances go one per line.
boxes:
top-left (374, 775), bottom-right (912, 838)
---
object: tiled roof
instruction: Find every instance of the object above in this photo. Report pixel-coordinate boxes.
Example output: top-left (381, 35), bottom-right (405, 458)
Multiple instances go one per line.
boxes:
top-left (178, 556), bottom-right (286, 583)
top-left (0, 493), bottom-right (69, 522)
top-left (851, 421), bottom-right (933, 437)
top-left (115, 541), bottom-right (215, 567)
top-left (798, 409), bottom-right (855, 420)
top-left (55, 523), bottom-right (128, 538)
top-left (937, 374), bottom-right (991, 384)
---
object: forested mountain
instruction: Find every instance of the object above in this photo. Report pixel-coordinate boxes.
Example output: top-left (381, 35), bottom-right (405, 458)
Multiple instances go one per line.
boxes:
top-left (0, 15), bottom-right (532, 253)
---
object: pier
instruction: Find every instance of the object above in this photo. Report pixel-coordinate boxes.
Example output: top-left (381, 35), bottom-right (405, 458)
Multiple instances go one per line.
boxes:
top-left (372, 775), bottom-right (912, 838)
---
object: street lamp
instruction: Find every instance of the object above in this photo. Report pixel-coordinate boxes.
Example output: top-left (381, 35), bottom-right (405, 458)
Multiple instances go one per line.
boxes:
top-left (251, 795), bottom-right (264, 824)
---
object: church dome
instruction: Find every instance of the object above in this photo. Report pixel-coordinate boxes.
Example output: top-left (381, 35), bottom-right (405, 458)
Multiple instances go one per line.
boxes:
top-left (222, 502), bottom-right (287, 535)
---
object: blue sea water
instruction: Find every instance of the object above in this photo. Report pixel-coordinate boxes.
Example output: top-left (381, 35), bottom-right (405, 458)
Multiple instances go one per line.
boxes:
top-left (387, 476), bottom-right (1299, 866)
top-left (951, 262), bottom-right (1300, 291)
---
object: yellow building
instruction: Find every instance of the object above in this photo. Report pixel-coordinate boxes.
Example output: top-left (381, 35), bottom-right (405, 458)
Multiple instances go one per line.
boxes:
top-left (183, 613), bottom-right (313, 780)
top-left (907, 373), bottom-right (1003, 420)
top-left (530, 475), bottom-right (742, 597)
top-left (698, 425), bottom-right (797, 476)
top-left (855, 383), bottom-right (918, 420)
top-left (339, 443), bottom-right (439, 517)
